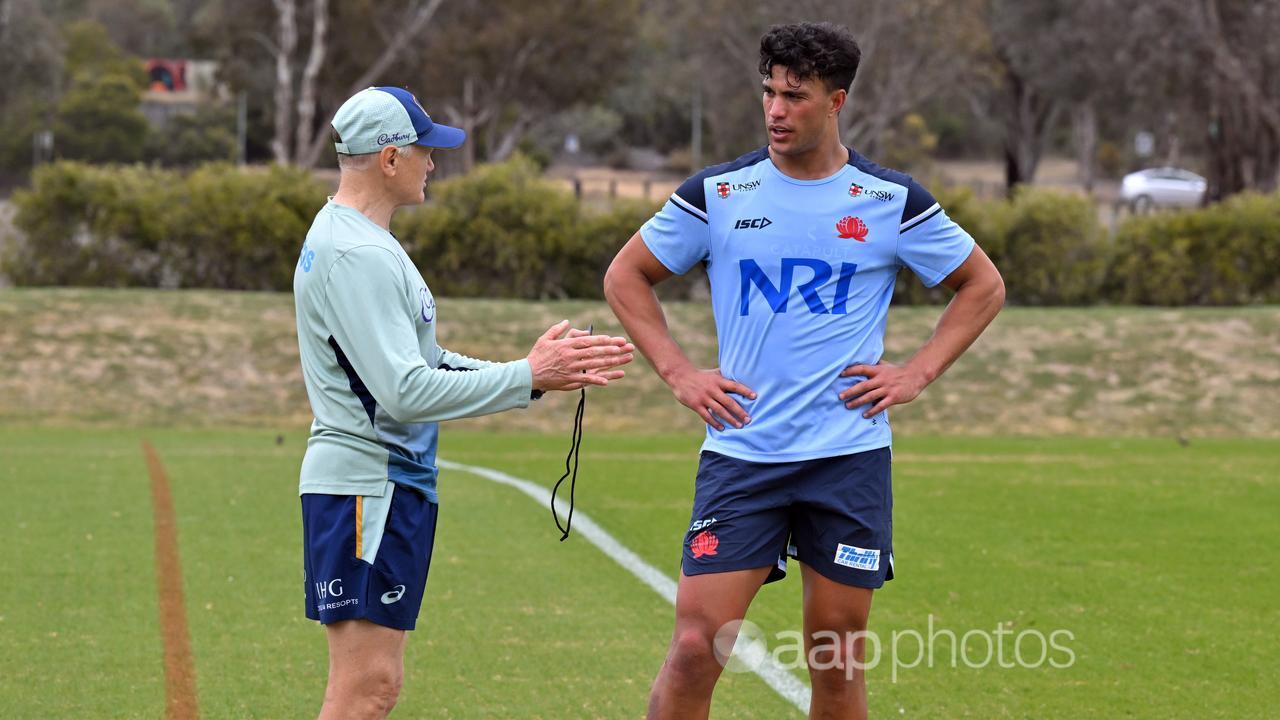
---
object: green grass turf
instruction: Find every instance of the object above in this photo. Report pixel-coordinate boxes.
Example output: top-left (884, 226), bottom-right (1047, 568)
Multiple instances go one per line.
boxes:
top-left (0, 428), bottom-right (1276, 718)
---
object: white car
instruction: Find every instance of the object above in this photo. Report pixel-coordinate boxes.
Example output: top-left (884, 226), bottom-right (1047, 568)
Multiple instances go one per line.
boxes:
top-left (1120, 168), bottom-right (1206, 211)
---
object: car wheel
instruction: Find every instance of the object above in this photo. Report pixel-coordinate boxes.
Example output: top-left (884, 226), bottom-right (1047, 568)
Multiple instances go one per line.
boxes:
top-left (1132, 194), bottom-right (1153, 214)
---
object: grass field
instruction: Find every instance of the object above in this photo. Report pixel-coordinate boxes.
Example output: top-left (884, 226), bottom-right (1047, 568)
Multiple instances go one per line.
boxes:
top-left (2, 427), bottom-right (1276, 719)
top-left (1, 288), bottom-right (1277, 717)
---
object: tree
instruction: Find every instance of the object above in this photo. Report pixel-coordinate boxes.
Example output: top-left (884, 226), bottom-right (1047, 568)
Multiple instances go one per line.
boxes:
top-left (413, 0), bottom-right (642, 172)
top-left (0, 0), bottom-right (63, 176)
top-left (53, 20), bottom-right (149, 164)
top-left (630, 1), bottom-right (987, 167)
top-left (1191, 0), bottom-right (1280, 197)
top-left (55, 73), bottom-right (149, 163)
top-left (263, 0), bottom-right (446, 167)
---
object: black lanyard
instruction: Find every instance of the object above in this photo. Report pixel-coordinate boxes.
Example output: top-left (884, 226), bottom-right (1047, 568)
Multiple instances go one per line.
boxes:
top-left (550, 323), bottom-right (590, 540)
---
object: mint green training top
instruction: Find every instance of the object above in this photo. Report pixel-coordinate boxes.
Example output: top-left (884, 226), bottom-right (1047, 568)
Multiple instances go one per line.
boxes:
top-left (293, 200), bottom-right (533, 501)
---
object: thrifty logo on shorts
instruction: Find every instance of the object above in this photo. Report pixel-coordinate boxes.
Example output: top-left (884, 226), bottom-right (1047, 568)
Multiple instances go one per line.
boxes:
top-left (834, 543), bottom-right (880, 571)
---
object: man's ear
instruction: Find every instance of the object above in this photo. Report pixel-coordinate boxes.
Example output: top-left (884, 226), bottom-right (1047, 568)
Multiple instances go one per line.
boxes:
top-left (830, 88), bottom-right (848, 116)
top-left (379, 145), bottom-right (400, 175)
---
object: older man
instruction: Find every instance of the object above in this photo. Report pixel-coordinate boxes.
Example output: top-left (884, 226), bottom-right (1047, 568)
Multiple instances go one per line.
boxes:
top-left (294, 86), bottom-right (633, 719)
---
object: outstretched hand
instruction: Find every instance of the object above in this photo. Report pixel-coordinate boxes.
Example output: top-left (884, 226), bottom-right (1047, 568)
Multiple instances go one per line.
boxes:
top-left (838, 361), bottom-right (928, 418)
top-left (667, 367), bottom-right (756, 431)
top-left (527, 320), bottom-right (634, 392)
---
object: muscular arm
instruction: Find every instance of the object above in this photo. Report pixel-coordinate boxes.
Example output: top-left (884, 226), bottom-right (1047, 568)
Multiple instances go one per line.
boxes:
top-left (604, 232), bottom-right (755, 430)
top-left (603, 233), bottom-right (685, 379)
top-left (840, 244), bottom-right (1005, 417)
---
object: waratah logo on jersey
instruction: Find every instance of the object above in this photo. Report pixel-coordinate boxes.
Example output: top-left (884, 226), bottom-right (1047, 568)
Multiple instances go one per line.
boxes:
top-left (837, 216), bottom-right (869, 241)
top-left (690, 530), bottom-right (719, 558)
top-left (716, 182), bottom-right (731, 199)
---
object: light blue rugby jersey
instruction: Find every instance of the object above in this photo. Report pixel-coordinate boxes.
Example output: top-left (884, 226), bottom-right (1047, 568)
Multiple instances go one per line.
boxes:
top-left (640, 147), bottom-right (975, 462)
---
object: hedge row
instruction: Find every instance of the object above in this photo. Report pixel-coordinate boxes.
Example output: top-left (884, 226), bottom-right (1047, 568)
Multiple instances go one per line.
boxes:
top-left (900, 184), bottom-right (1280, 306)
top-left (5, 159), bottom-right (1278, 305)
top-left (392, 156), bottom-right (701, 301)
top-left (4, 162), bottom-right (325, 290)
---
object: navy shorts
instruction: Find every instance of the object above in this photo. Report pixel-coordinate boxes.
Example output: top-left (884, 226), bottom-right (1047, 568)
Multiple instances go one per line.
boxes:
top-left (302, 481), bottom-right (438, 631)
top-left (682, 447), bottom-right (893, 589)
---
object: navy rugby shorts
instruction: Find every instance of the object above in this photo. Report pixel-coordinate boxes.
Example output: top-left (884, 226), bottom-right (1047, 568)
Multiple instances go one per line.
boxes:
top-left (302, 481), bottom-right (438, 631)
top-left (681, 447), bottom-right (893, 589)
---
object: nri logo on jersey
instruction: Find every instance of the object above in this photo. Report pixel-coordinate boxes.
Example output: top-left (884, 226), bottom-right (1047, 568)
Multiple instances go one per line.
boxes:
top-left (739, 258), bottom-right (860, 316)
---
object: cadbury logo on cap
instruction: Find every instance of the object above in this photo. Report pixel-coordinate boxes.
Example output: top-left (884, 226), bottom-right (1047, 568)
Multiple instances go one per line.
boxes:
top-left (377, 132), bottom-right (413, 145)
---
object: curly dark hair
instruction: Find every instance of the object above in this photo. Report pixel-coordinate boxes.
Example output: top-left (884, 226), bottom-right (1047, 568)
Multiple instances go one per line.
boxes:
top-left (758, 22), bottom-right (862, 93)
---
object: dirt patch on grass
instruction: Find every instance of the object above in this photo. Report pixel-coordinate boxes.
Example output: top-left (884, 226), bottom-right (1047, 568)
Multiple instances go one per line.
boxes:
top-left (0, 289), bottom-right (1276, 438)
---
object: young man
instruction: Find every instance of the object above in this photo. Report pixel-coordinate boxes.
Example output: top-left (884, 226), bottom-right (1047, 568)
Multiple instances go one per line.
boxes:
top-left (604, 23), bottom-right (1004, 720)
top-left (294, 86), bottom-right (634, 720)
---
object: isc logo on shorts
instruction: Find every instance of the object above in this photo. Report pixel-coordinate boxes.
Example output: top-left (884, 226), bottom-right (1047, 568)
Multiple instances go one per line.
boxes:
top-left (834, 543), bottom-right (880, 571)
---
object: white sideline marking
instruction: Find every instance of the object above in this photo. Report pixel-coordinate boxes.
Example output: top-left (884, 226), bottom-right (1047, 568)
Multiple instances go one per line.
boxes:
top-left (439, 459), bottom-right (811, 715)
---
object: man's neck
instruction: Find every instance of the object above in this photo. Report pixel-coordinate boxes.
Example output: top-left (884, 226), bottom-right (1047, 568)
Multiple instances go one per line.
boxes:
top-left (331, 185), bottom-right (398, 231)
top-left (768, 133), bottom-right (848, 181)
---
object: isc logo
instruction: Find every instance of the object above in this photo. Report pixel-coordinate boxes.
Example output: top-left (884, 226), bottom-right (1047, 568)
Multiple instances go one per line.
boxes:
top-left (739, 258), bottom-right (858, 316)
top-left (734, 216), bottom-right (772, 230)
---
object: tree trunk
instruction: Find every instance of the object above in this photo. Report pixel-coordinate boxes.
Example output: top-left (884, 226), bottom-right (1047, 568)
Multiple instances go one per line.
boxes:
top-left (270, 0), bottom-right (297, 165)
top-left (293, 0), bottom-right (328, 163)
top-left (1072, 101), bottom-right (1097, 193)
top-left (1001, 64), bottom-right (1058, 194)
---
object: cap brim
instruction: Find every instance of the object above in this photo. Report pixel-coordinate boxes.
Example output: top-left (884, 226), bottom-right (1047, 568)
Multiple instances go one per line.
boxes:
top-left (414, 123), bottom-right (466, 149)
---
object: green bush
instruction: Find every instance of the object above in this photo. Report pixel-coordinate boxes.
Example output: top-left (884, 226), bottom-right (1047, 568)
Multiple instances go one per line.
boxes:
top-left (895, 185), bottom-right (1105, 306)
top-left (9, 157), bottom-right (1272, 305)
top-left (165, 163), bottom-right (327, 289)
top-left (1106, 192), bottom-right (1280, 305)
top-left (396, 155), bottom-right (662, 300)
top-left (145, 106), bottom-right (239, 167)
top-left (4, 161), bottom-right (326, 289)
top-left (999, 187), bottom-right (1108, 305)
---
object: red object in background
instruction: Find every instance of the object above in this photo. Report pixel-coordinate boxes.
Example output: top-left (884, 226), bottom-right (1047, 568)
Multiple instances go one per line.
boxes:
top-left (145, 59), bottom-right (187, 92)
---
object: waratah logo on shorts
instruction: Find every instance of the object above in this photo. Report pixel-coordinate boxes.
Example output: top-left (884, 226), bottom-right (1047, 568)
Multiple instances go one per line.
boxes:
top-left (691, 530), bottom-right (719, 558)
top-left (836, 216), bottom-right (869, 241)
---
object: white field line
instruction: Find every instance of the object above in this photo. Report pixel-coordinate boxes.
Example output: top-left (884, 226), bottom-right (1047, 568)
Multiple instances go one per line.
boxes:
top-left (439, 458), bottom-right (811, 715)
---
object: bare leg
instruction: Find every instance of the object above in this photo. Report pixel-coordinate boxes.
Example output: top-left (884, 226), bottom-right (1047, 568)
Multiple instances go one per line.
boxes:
top-left (646, 567), bottom-right (772, 720)
top-left (317, 619), bottom-right (407, 720)
top-left (800, 562), bottom-right (874, 720)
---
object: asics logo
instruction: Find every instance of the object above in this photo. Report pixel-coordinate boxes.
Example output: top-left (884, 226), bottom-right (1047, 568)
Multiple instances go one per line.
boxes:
top-left (381, 585), bottom-right (406, 604)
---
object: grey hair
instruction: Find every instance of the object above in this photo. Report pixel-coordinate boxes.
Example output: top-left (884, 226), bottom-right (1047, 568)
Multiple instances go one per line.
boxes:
top-left (336, 144), bottom-right (410, 171)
